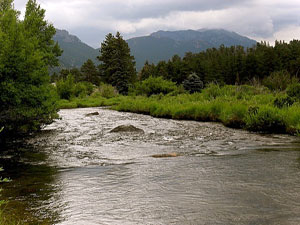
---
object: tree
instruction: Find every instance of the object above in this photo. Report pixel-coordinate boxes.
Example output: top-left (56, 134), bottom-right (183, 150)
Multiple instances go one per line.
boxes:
top-left (0, 0), bottom-right (62, 136)
top-left (98, 32), bottom-right (136, 94)
top-left (183, 73), bottom-right (204, 93)
top-left (81, 59), bottom-right (99, 85)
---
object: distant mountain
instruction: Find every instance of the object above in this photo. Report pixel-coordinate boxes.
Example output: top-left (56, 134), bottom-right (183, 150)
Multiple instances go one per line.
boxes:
top-left (127, 29), bottom-right (257, 70)
top-left (53, 29), bottom-right (257, 71)
top-left (53, 29), bottom-right (99, 69)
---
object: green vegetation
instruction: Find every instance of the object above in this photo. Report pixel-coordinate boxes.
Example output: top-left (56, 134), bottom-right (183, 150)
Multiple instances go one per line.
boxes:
top-left (130, 76), bottom-right (181, 97)
top-left (0, 0), bottom-right (62, 137)
top-left (56, 81), bottom-right (300, 136)
top-left (111, 84), bottom-right (300, 135)
top-left (98, 32), bottom-right (136, 94)
top-left (139, 40), bottom-right (300, 87)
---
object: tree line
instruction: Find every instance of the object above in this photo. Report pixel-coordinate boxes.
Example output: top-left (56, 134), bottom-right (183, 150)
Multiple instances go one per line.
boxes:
top-left (57, 39), bottom-right (300, 98)
top-left (139, 41), bottom-right (300, 85)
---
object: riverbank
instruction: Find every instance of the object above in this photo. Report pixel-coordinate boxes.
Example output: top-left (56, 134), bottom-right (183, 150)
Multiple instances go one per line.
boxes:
top-left (58, 84), bottom-right (300, 136)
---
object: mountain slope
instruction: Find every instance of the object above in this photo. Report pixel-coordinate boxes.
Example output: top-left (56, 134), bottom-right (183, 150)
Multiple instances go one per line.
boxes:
top-left (53, 29), bottom-right (257, 71)
top-left (127, 29), bottom-right (257, 70)
top-left (53, 29), bottom-right (99, 69)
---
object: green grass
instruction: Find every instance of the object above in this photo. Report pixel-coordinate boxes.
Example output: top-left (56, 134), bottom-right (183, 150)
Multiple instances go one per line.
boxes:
top-left (57, 84), bottom-right (300, 135)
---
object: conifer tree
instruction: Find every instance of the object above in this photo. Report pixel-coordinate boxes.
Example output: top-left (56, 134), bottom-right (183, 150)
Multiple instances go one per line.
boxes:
top-left (98, 32), bottom-right (136, 94)
top-left (81, 59), bottom-right (99, 85)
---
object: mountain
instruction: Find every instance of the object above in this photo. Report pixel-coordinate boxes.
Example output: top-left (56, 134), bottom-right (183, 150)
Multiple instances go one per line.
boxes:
top-left (53, 29), bottom-right (99, 69)
top-left (127, 29), bottom-right (257, 70)
top-left (53, 29), bottom-right (257, 71)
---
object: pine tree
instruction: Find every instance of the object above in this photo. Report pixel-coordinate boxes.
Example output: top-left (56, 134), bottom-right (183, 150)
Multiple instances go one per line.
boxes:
top-left (81, 59), bottom-right (99, 85)
top-left (98, 32), bottom-right (136, 94)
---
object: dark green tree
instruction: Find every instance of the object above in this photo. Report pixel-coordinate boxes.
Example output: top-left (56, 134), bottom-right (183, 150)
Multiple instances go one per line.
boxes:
top-left (98, 32), bottom-right (136, 94)
top-left (139, 61), bottom-right (155, 81)
top-left (81, 59), bottom-right (99, 85)
top-left (183, 73), bottom-right (204, 93)
top-left (0, 0), bottom-right (62, 136)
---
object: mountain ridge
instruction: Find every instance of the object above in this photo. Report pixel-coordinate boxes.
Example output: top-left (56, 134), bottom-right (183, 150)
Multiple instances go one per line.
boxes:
top-left (53, 29), bottom-right (257, 70)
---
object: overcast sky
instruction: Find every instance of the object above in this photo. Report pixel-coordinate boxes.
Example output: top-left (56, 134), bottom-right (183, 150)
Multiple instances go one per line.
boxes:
top-left (14, 0), bottom-right (300, 48)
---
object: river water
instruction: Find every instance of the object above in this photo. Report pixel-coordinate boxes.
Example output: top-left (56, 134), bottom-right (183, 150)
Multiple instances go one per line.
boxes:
top-left (1, 108), bottom-right (300, 224)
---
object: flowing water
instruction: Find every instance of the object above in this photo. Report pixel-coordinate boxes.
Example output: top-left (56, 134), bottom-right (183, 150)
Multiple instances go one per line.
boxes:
top-left (1, 108), bottom-right (300, 224)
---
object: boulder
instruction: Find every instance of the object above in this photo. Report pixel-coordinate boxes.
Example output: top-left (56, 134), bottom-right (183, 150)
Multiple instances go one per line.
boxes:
top-left (85, 112), bottom-right (99, 116)
top-left (110, 125), bottom-right (144, 133)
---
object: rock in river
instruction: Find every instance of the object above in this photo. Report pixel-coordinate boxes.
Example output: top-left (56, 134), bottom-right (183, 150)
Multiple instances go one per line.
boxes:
top-left (85, 112), bottom-right (99, 116)
top-left (151, 153), bottom-right (182, 158)
top-left (110, 125), bottom-right (144, 133)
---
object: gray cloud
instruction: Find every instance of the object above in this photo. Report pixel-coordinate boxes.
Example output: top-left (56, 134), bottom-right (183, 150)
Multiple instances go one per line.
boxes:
top-left (13, 0), bottom-right (300, 48)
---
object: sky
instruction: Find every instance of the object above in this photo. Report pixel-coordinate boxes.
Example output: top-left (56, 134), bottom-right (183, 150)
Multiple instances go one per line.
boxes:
top-left (14, 0), bottom-right (300, 48)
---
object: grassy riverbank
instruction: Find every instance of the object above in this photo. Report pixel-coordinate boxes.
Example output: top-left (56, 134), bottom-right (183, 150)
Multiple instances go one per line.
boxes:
top-left (58, 84), bottom-right (300, 135)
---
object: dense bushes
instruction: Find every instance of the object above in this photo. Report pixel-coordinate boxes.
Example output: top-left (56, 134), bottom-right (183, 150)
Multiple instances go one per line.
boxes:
top-left (262, 70), bottom-right (298, 91)
top-left (287, 83), bottom-right (300, 99)
top-left (112, 84), bottom-right (300, 135)
top-left (56, 74), bottom-right (95, 100)
top-left (97, 83), bottom-right (118, 98)
top-left (132, 76), bottom-right (180, 96)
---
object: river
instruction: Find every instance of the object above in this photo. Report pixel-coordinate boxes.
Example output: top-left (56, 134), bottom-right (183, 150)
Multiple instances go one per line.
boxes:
top-left (1, 108), bottom-right (300, 224)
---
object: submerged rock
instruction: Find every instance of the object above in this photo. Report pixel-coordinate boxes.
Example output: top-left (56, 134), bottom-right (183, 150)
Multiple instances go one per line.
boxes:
top-left (110, 125), bottom-right (144, 133)
top-left (85, 112), bottom-right (99, 116)
top-left (151, 153), bottom-right (182, 158)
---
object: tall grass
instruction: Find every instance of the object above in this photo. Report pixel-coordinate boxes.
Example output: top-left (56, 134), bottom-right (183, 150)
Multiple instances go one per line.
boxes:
top-left (112, 85), bottom-right (300, 135)
top-left (56, 83), bottom-right (300, 135)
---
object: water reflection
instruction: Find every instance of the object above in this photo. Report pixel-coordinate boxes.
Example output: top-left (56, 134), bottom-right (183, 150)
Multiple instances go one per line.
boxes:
top-left (0, 141), bottom-right (62, 224)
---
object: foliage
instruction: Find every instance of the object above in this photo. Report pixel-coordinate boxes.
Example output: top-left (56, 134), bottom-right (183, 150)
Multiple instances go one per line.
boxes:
top-left (111, 85), bottom-right (300, 135)
top-left (183, 73), bottom-right (204, 93)
top-left (0, 0), bottom-right (62, 135)
top-left (98, 32), bottom-right (136, 94)
top-left (287, 82), bottom-right (300, 99)
top-left (262, 70), bottom-right (298, 91)
top-left (139, 40), bottom-right (300, 87)
top-left (81, 59), bottom-right (100, 85)
top-left (97, 83), bottom-right (118, 98)
top-left (132, 76), bottom-right (179, 97)
top-left (245, 106), bottom-right (286, 133)
top-left (56, 74), bottom-right (75, 100)
top-left (74, 81), bottom-right (94, 98)
top-left (273, 95), bottom-right (295, 108)
top-left (56, 74), bottom-right (94, 100)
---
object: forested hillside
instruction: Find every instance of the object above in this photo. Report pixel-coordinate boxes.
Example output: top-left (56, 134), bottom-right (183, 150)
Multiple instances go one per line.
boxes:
top-left (127, 29), bottom-right (257, 69)
top-left (139, 41), bottom-right (300, 85)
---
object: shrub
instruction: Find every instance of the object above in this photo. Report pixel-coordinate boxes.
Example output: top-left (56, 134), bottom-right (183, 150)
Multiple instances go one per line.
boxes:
top-left (246, 106), bottom-right (286, 133)
top-left (262, 70), bottom-right (298, 91)
top-left (202, 83), bottom-right (235, 99)
top-left (133, 76), bottom-right (178, 97)
top-left (273, 95), bottom-right (295, 108)
top-left (74, 82), bottom-right (94, 98)
top-left (287, 83), bottom-right (300, 99)
top-left (98, 83), bottom-right (118, 98)
top-left (56, 74), bottom-right (75, 100)
top-left (183, 73), bottom-right (204, 93)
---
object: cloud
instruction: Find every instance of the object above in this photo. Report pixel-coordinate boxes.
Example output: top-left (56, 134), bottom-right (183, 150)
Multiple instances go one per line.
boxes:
top-left (13, 0), bottom-right (300, 48)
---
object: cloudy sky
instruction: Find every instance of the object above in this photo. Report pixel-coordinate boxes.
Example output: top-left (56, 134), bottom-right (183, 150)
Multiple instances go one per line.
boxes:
top-left (14, 0), bottom-right (300, 48)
